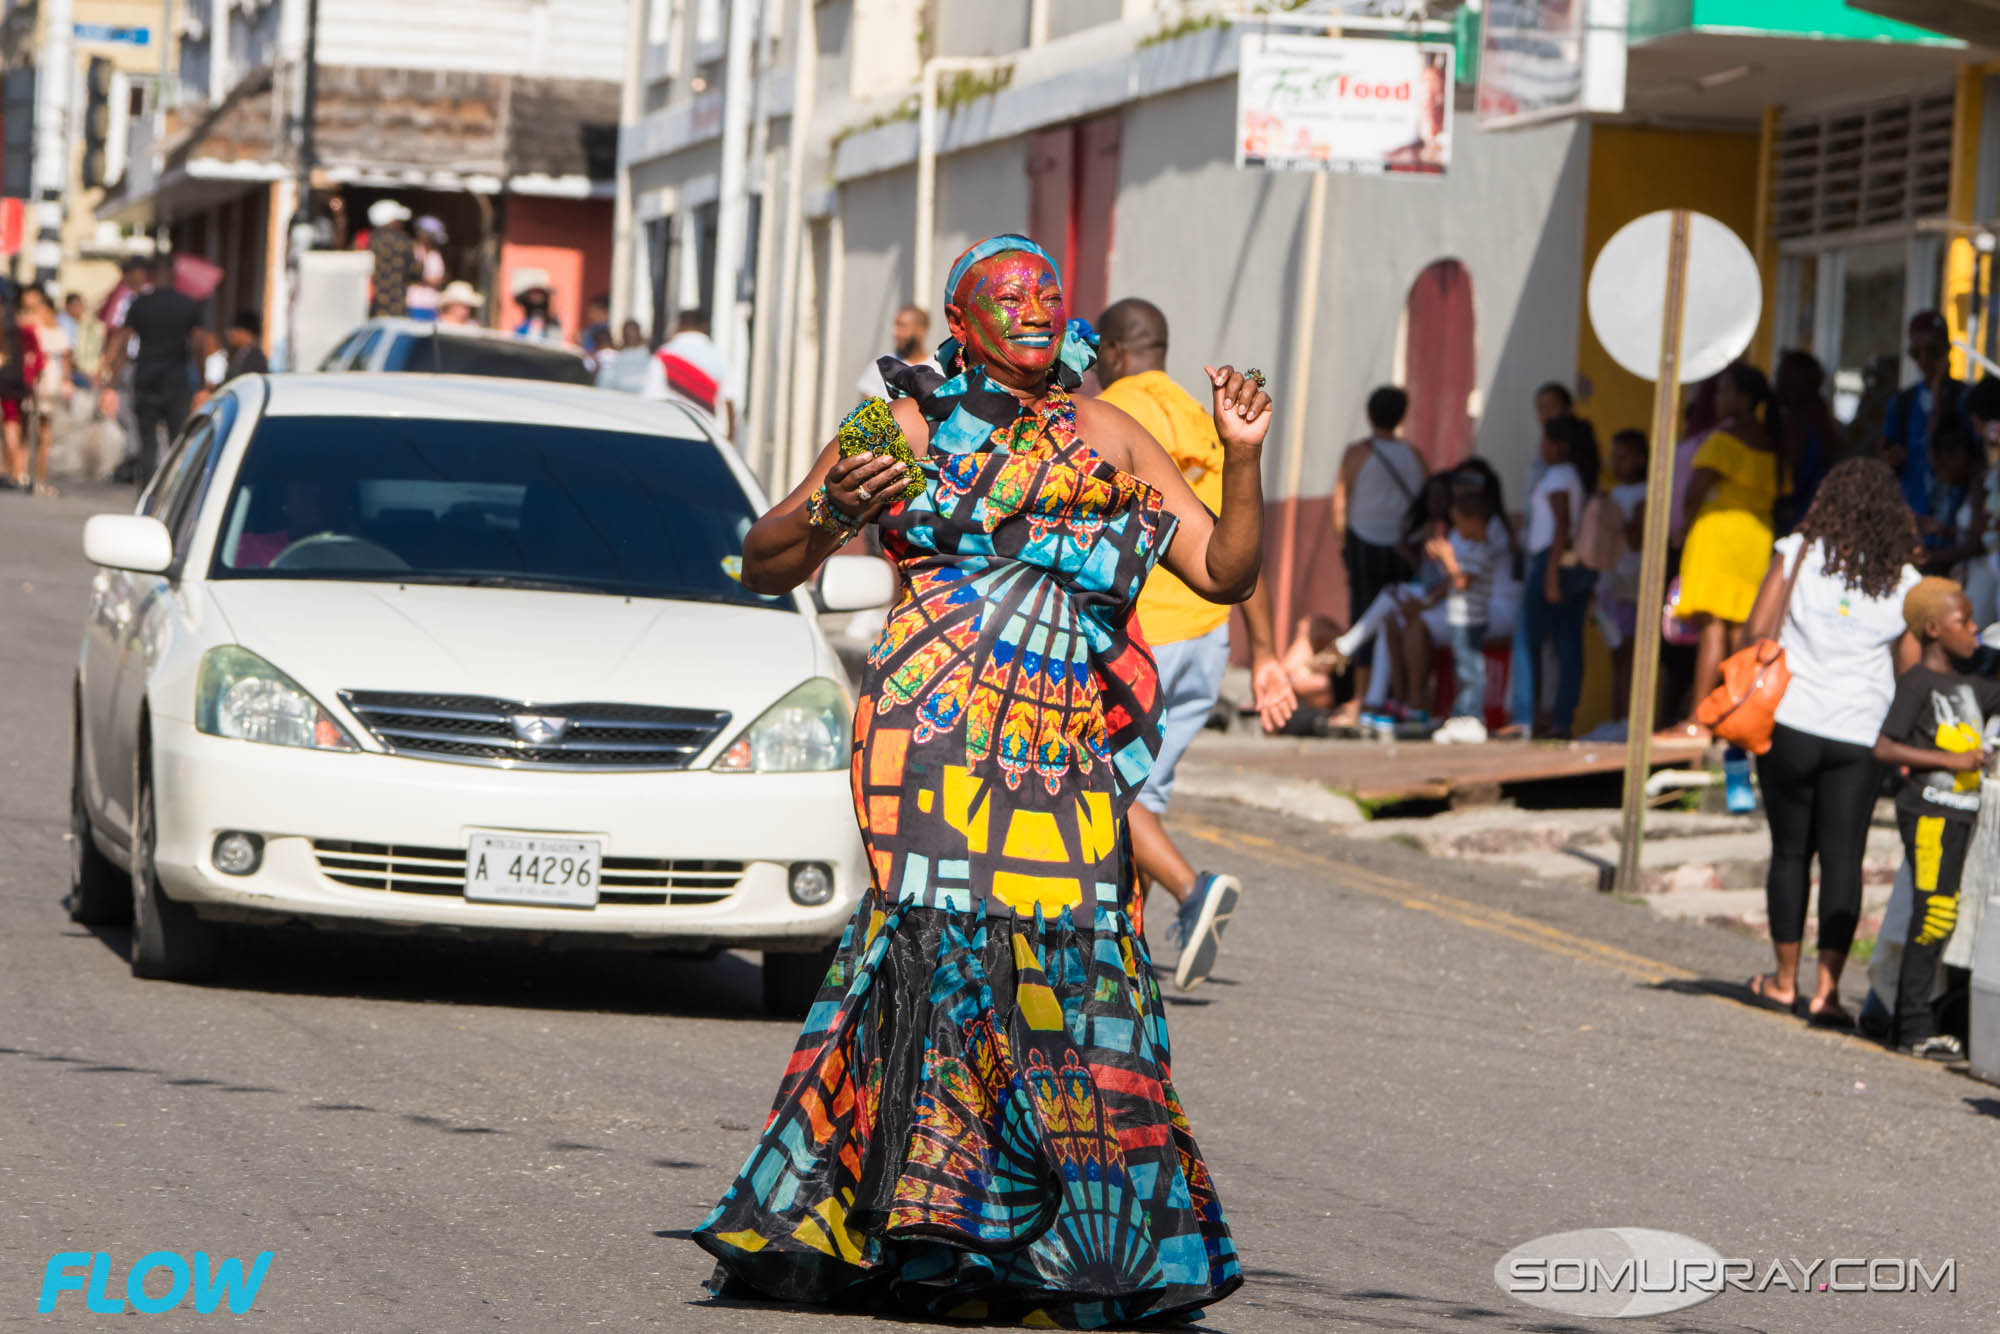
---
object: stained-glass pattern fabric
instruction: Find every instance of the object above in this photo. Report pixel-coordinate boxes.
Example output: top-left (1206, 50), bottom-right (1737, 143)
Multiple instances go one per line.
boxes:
top-left (693, 359), bottom-right (1242, 1327)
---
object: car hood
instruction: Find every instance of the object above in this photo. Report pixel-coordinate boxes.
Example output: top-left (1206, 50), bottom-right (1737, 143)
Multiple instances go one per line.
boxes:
top-left (203, 580), bottom-right (826, 728)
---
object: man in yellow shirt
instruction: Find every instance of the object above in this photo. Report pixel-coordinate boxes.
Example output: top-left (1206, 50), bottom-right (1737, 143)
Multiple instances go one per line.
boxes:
top-left (1096, 298), bottom-right (1296, 991)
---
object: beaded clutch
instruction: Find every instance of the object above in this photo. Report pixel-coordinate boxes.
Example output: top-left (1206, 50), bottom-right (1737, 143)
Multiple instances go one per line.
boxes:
top-left (836, 397), bottom-right (925, 501)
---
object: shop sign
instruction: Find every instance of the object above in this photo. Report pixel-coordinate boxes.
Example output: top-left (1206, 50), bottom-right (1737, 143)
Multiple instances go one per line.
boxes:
top-left (1236, 34), bottom-right (1453, 177)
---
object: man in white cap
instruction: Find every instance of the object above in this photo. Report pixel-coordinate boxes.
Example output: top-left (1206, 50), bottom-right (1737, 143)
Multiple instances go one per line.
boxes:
top-left (510, 267), bottom-right (562, 342)
top-left (436, 281), bottom-right (484, 327)
top-left (366, 200), bottom-right (419, 317)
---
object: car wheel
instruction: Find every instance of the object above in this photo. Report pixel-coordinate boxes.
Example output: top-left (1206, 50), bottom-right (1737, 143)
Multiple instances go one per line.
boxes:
top-left (67, 708), bottom-right (130, 925)
top-left (761, 946), bottom-right (837, 1019)
top-left (129, 752), bottom-right (221, 982)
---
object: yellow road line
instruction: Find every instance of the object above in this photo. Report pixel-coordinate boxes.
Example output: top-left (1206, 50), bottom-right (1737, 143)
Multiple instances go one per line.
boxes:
top-left (1179, 818), bottom-right (1697, 984)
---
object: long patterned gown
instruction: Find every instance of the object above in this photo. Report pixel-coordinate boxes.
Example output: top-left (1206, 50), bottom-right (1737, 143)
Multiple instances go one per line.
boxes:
top-left (692, 348), bottom-right (1242, 1328)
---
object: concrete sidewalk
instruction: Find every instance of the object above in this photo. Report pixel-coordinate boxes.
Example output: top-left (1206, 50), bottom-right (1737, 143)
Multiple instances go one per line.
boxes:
top-left (1173, 726), bottom-right (1906, 946)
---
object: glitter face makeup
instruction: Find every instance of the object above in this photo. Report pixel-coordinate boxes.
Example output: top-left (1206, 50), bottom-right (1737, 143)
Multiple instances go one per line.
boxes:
top-left (948, 251), bottom-right (1065, 390)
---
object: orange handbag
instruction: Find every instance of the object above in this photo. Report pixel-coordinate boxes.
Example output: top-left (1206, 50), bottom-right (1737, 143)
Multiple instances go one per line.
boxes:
top-left (1694, 544), bottom-right (1809, 755)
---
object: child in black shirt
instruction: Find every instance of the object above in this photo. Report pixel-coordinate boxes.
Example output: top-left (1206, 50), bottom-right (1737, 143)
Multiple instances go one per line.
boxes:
top-left (1874, 577), bottom-right (2000, 1060)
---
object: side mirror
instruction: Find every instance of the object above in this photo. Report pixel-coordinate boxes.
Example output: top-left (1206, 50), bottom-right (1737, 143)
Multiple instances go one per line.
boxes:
top-left (818, 554), bottom-right (895, 612)
top-left (83, 514), bottom-right (173, 574)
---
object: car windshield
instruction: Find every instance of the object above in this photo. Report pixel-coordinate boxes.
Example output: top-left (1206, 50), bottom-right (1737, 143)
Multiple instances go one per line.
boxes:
top-left (382, 333), bottom-right (595, 385)
top-left (209, 415), bottom-right (784, 610)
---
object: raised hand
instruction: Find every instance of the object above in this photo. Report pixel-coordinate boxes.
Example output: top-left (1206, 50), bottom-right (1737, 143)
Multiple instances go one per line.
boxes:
top-left (1203, 365), bottom-right (1274, 452)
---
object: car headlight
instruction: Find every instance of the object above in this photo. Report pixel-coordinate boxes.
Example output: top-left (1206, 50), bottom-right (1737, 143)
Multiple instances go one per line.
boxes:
top-left (711, 678), bottom-right (849, 772)
top-left (196, 646), bottom-right (357, 751)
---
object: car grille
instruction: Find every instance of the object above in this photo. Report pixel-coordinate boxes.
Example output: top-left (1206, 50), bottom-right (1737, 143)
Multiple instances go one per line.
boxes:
top-left (338, 691), bottom-right (730, 770)
top-left (311, 840), bottom-right (744, 907)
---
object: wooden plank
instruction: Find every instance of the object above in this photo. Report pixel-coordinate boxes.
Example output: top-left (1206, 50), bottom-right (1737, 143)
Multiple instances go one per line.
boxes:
top-left (1194, 736), bottom-right (1709, 808)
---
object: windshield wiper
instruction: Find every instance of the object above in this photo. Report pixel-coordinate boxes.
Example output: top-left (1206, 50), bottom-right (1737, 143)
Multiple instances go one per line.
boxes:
top-left (384, 572), bottom-right (609, 595)
top-left (380, 572), bottom-right (778, 603)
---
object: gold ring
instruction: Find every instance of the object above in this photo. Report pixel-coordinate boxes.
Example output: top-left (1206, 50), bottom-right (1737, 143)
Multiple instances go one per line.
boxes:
top-left (1245, 367), bottom-right (1267, 390)
top-left (856, 483), bottom-right (872, 503)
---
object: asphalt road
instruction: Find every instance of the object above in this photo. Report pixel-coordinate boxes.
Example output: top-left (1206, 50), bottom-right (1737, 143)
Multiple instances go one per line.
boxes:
top-left (5, 485), bottom-right (1999, 1333)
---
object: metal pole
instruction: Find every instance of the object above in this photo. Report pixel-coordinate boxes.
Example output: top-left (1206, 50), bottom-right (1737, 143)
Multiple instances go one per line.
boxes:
top-left (745, 149), bottom-right (780, 481)
top-left (608, 0), bottom-right (649, 328)
top-left (740, 0), bottom-right (775, 478)
top-left (770, 0), bottom-right (816, 492)
top-left (32, 0), bottom-right (75, 290)
top-left (1272, 169), bottom-right (1330, 644)
top-left (152, 0), bottom-right (171, 236)
top-left (295, 0), bottom-right (319, 219)
top-left (913, 61), bottom-right (939, 309)
top-left (814, 208), bottom-right (845, 453)
top-left (1615, 208), bottom-right (1693, 896)
top-left (710, 0), bottom-right (756, 413)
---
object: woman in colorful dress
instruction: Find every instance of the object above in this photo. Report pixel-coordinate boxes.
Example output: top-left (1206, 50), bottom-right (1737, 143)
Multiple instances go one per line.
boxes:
top-left (693, 234), bottom-right (1269, 1326)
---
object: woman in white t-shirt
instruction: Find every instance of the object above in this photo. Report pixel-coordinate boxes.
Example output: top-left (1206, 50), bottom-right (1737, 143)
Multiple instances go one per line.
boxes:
top-left (1747, 459), bottom-right (1922, 1026)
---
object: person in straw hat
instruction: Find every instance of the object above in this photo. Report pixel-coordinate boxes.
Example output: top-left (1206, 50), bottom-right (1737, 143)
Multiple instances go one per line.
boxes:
top-left (436, 281), bottom-right (484, 328)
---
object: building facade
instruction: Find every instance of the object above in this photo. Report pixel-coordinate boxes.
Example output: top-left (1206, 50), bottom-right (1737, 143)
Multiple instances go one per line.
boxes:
top-left (0, 0), bottom-right (184, 300)
top-left (633, 0), bottom-right (1990, 663)
top-left (102, 0), bottom-right (627, 364)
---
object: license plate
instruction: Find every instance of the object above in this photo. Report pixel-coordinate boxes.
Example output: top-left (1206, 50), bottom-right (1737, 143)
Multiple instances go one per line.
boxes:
top-left (463, 834), bottom-right (601, 908)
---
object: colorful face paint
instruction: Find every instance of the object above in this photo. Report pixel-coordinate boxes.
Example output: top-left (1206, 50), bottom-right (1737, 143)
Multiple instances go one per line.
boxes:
top-left (949, 251), bottom-right (1065, 389)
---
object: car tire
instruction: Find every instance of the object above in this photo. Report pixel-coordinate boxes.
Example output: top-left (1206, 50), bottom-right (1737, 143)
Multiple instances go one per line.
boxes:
top-left (68, 708), bottom-right (131, 926)
top-left (761, 946), bottom-right (836, 1019)
top-left (129, 750), bottom-right (221, 982)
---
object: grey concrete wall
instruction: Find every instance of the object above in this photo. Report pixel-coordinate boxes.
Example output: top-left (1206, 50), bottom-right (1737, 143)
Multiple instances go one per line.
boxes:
top-left (832, 169), bottom-right (916, 414)
top-left (816, 0), bottom-right (856, 117)
top-left (1049, 0), bottom-right (1125, 42)
top-left (932, 0), bottom-right (1030, 59)
top-left (817, 75), bottom-right (1587, 503)
top-left (1111, 79), bottom-right (1589, 504)
top-left (934, 137), bottom-right (1033, 311)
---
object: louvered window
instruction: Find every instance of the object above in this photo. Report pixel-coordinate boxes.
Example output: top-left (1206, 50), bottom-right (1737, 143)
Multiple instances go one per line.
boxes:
top-left (1773, 90), bottom-right (1955, 242)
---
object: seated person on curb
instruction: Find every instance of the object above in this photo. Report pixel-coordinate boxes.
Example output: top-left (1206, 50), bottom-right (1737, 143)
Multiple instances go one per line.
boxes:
top-left (1282, 473), bottom-right (1450, 725)
top-left (1872, 577), bottom-right (2000, 1062)
top-left (1290, 470), bottom-right (1506, 739)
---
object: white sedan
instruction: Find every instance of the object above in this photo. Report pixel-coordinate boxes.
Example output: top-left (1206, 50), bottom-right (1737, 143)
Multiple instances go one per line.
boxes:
top-left (71, 373), bottom-right (889, 1013)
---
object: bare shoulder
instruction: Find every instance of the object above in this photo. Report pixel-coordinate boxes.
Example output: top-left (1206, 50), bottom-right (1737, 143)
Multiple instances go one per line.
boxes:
top-left (1076, 396), bottom-right (1142, 468)
top-left (888, 397), bottom-right (933, 455)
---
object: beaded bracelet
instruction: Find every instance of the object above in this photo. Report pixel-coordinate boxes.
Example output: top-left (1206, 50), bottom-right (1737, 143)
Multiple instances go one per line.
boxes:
top-left (806, 484), bottom-right (863, 541)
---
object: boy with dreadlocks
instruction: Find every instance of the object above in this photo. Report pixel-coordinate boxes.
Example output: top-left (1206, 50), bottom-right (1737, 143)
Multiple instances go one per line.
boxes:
top-left (1874, 576), bottom-right (2000, 1060)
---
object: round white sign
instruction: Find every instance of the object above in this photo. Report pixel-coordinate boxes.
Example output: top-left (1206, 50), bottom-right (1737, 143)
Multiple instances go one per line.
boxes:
top-left (1587, 211), bottom-right (1761, 385)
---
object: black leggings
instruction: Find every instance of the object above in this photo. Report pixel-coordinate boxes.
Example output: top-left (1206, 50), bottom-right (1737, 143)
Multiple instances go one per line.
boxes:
top-left (1756, 723), bottom-right (1881, 952)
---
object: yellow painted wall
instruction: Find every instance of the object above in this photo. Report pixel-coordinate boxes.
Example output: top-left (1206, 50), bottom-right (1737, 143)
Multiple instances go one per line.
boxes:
top-left (1575, 124), bottom-right (1765, 440)
top-left (1570, 124), bottom-right (1764, 734)
top-left (1945, 64), bottom-right (1985, 382)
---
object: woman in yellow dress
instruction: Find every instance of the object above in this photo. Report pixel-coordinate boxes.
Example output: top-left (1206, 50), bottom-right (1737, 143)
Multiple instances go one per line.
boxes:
top-left (1664, 361), bottom-right (1781, 738)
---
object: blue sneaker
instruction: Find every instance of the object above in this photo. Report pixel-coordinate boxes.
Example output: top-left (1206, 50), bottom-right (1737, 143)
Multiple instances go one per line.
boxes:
top-left (1169, 872), bottom-right (1241, 992)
